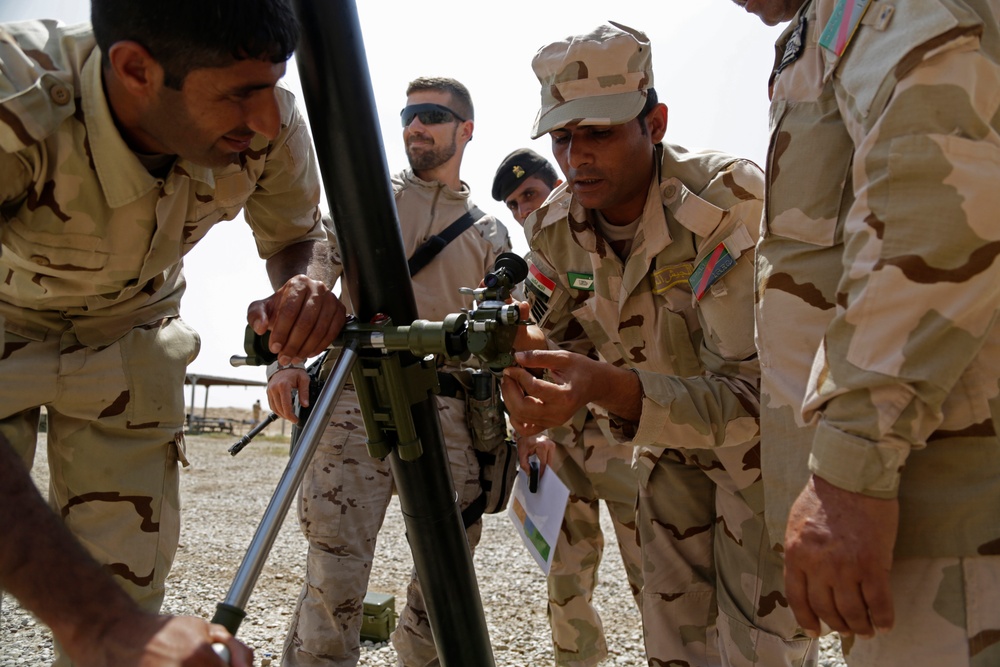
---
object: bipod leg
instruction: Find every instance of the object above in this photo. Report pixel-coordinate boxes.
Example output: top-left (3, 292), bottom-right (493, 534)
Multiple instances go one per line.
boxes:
top-left (212, 341), bottom-right (359, 637)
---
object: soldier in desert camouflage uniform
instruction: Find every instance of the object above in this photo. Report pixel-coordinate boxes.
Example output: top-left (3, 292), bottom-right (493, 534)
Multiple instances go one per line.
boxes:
top-left (269, 77), bottom-right (513, 667)
top-left (501, 22), bottom-right (816, 667)
top-left (0, 1), bottom-right (344, 664)
top-left (735, 0), bottom-right (1000, 664)
top-left (492, 148), bottom-right (643, 667)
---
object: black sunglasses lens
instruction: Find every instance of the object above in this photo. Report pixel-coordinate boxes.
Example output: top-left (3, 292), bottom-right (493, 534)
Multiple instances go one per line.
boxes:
top-left (419, 109), bottom-right (451, 124)
top-left (401, 105), bottom-right (456, 127)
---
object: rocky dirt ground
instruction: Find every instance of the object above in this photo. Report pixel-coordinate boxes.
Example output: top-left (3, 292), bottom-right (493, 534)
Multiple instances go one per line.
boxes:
top-left (1, 408), bottom-right (845, 666)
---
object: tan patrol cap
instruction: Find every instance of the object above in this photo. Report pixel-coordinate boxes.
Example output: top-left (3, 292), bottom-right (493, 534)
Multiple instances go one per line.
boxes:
top-left (530, 21), bottom-right (653, 139)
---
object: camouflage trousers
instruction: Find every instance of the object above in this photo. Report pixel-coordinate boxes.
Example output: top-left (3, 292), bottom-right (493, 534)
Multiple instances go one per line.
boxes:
top-left (280, 390), bottom-right (482, 667)
top-left (838, 556), bottom-right (1000, 666)
top-left (545, 413), bottom-right (643, 667)
top-left (0, 315), bottom-right (197, 666)
top-left (638, 441), bottom-right (817, 667)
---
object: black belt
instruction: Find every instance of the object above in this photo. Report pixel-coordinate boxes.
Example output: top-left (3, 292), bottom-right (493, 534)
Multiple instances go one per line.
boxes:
top-left (437, 371), bottom-right (466, 399)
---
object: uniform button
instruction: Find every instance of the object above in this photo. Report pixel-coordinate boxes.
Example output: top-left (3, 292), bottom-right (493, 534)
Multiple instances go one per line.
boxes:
top-left (664, 184), bottom-right (677, 199)
top-left (49, 83), bottom-right (72, 106)
top-left (31, 255), bottom-right (51, 266)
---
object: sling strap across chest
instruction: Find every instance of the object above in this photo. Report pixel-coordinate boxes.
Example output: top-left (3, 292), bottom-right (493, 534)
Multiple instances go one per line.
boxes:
top-left (407, 208), bottom-right (483, 277)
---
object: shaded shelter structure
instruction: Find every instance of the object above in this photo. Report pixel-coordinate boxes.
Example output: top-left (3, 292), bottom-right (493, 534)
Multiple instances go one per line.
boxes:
top-left (184, 373), bottom-right (267, 431)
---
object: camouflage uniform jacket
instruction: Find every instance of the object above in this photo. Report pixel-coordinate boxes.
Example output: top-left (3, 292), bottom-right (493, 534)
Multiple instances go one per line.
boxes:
top-left (0, 20), bottom-right (325, 347)
top-left (524, 143), bottom-right (763, 485)
top-left (757, 0), bottom-right (1000, 557)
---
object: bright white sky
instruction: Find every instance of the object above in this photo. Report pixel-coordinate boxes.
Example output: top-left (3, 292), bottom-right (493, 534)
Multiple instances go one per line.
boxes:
top-left (0, 1), bottom-right (783, 410)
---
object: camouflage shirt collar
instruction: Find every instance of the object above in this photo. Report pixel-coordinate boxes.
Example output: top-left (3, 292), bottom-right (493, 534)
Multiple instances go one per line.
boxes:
top-left (401, 168), bottom-right (471, 199)
top-left (82, 50), bottom-right (162, 208)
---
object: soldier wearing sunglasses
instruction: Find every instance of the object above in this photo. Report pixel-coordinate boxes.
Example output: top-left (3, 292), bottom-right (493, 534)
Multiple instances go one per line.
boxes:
top-left (271, 77), bottom-right (514, 667)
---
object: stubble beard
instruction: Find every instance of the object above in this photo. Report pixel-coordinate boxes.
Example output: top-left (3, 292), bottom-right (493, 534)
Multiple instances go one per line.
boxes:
top-left (406, 135), bottom-right (458, 172)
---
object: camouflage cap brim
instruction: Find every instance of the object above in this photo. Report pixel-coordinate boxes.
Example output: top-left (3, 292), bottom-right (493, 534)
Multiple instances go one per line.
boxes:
top-left (531, 89), bottom-right (647, 139)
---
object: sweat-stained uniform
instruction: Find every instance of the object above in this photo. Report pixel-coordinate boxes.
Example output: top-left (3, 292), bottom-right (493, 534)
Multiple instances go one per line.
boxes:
top-left (524, 143), bottom-right (815, 667)
top-left (280, 168), bottom-right (512, 667)
top-left (757, 0), bottom-right (1000, 663)
top-left (0, 18), bottom-right (324, 649)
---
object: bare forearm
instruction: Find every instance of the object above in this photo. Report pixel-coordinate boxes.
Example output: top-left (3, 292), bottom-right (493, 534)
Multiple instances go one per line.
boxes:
top-left (589, 363), bottom-right (643, 422)
top-left (265, 240), bottom-right (332, 290)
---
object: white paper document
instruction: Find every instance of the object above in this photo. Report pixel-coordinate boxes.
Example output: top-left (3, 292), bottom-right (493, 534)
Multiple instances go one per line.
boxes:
top-left (507, 466), bottom-right (570, 575)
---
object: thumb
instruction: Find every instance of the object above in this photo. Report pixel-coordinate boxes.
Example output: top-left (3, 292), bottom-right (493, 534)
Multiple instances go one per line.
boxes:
top-left (247, 298), bottom-right (271, 335)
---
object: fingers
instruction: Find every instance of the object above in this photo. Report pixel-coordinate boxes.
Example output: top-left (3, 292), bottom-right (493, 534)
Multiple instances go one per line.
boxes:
top-left (266, 369), bottom-right (308, 422)
top-left (246, 300), bottom-right (269, 336)
top-left (516, 438), bottom-right (534, 475)
top-left (206, 625), bottom-right (253, 667)
top-left (787, 568), bottom-right (889, 639)
top-left (784, 565), bottom-right (820, 637)
top-left (260, 277), bottom-right (345, 362)
top-left (861, 576), bottom-right (894, 634)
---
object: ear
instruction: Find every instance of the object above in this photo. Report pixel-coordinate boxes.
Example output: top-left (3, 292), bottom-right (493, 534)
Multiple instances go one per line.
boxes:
top-left (646, 103), bottom-right (668, 143)
top-left (105, 40), bottom-right (163, 99)
top-left (458, 119), bottom-right (474, 143)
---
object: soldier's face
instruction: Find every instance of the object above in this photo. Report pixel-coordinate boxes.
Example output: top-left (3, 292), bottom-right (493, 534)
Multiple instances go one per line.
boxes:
top-left (549, 109), bottom-right (664, 225)
top-left (731, 0), bottom-right (807, 25)
top-left (403, 90), bottom-right (462, 172)
top-left (144, 58), bottom-right (285, 167)
top-left (505, 175), bottom-right (556, 227)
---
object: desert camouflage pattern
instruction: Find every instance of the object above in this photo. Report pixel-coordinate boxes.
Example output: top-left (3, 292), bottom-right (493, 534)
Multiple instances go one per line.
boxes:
top-left (839, 555), bottom-right (1000, 666)
top-left (0, 21), bottom-right (323, 665)
top-left (0, 21), bottom-right (325, 347)
top-left (530, 22), bottom-right (653, 138)
top-left (280, 390), bottom-right (482, 667)
top-left (542, 408), bottom-right (642, 667)
top-left (756, 0), bottom-right (1000, 662)
top-left (0, 316), bottom-right (198, 666)
top-left (281, 170), bottom-right (512, 667)
top-left (525, 143), bottom-right (814, 665)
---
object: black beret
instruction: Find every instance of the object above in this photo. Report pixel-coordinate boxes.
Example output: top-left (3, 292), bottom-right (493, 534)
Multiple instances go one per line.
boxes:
top-left (492, 148), bottom-right (550, 202)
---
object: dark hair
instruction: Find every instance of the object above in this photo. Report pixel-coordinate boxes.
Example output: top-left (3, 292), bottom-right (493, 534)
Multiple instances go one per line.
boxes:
top-left (637, 87), bottom-right (659, 135)
top-left (92, 0), bottom-right (299, 89)
top-left (406, 76), bottom-right (475, 121)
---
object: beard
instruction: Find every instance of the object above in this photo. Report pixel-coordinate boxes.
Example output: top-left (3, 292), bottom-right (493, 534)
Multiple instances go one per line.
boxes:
top-left (405, 132), bottom-right (458, 172)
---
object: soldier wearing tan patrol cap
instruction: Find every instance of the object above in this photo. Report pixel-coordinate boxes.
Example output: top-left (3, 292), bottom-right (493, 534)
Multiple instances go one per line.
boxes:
top-left (501, 22), bottom-right (817, 666)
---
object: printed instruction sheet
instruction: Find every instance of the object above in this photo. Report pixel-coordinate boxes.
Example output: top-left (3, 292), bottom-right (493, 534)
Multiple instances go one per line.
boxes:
top-left (508, 466), bottom-right (570, 574)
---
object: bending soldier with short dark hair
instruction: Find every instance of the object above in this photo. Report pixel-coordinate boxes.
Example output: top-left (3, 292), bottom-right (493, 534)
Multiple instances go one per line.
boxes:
top-left (0, 1), bottom-right (345, 663)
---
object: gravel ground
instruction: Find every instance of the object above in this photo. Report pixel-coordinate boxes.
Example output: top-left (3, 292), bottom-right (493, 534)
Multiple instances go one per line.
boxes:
top-left (2, 416), bottom-right (846, 666)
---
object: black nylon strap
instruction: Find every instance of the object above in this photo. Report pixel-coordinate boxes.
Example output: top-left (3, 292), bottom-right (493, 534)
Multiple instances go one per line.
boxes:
top-left (461, 491), bottom-right (487, 528)
top-left (407, 209), bottom-right (480, 277)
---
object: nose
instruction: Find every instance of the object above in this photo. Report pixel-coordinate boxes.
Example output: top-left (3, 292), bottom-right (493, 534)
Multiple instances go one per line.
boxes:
top-left (566, 135), bottom-right (591, 170)
top-left (245, 88), bottom-right (281, 141)
top-left (515, 202), bottom-right (533, 225)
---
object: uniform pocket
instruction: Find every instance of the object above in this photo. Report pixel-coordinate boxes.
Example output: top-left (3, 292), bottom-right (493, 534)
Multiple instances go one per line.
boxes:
top-left (120, 317), bottom-right (201, 427)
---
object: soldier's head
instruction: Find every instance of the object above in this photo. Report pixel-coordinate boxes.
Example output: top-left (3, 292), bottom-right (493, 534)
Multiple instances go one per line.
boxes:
top-left (730, 0), bottom-right (808, 26)
top-left (92, 0), bottom-right (299, 167)
top-left (401, 77), bottom-right (475, 182)
top-left (491, 148), bottom-right (562, 227)
top-left (531, 22), bottom-right (667, 225)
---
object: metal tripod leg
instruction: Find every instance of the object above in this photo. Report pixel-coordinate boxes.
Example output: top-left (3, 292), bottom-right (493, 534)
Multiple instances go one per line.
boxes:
top-left (212, 341), bottom-right (358, 635)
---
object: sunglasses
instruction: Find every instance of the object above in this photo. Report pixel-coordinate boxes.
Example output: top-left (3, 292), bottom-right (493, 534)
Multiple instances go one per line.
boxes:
top-left (400, 103), bottom-right (467, 127)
